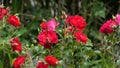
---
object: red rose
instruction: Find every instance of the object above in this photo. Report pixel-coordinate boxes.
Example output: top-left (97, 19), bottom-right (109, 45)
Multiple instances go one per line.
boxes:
top-left (45, 55), bottom-right (59, 66)
top-left (40, 22), bottom-right (48, 32)
top-left (74, 32), bottom-right (88, 43)
top-left (36, 62), bottom-right (48, 68)
top-left (100, 19), bottom-right (117, 34)
top-left (0, 8), bottom-right (9, 20)
top-left (10, 37), bottom-right (22, 52)
top-left (69, 15), bottom-right (86, 31)
top-left (13, 56), bottom-right (26, 68)
top-left (37, 31), bottom-right (58, 48)
top-left (37, 31), bottom-right (47, 45)
top-left (7, 15), bottom-right (21, 27)
top-left (0, 8), bottom-right (9, 15)
top-left (47, 31), bottom-right (58, 43)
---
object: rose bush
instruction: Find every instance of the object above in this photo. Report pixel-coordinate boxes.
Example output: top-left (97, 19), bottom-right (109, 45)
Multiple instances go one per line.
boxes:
top-left (0, 4), bottom-right (120, 68)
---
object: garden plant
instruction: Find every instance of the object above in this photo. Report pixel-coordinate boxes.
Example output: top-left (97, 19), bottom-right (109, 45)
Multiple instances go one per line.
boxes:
top-left (0, 0), bottom-right (120, 68)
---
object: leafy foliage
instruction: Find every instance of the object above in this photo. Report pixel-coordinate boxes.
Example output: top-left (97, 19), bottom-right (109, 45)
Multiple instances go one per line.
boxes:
top-left (0, 0), bottom-right (120, 68)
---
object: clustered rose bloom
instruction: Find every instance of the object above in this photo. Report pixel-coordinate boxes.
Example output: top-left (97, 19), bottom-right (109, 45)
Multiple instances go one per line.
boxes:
top-left (38, 18), bottom-right (59, 48)
top-left (13, 56), bottom-right (26, 68)
top-left (115, 14), bottom-right (120, 25)
top-left (99, 13), bottom-right (120, 34)
top-left (0, 7), bottom-right (8, 20)
top-left (40, 18), bottom-right (59, 31)
top-left (100, 19), bottom-right (117, 34)
top-left (45, 55), bottom-right (59, 66)
top-left (36, 62), bottom-right (48, 68)
top-left (66, 15), bottom-right (86, 31)
top-left (74, 32), bottom-right (88, 43)
top-left (37, 31), bottom-right (58, 48)
top-left (7, 15), bottom-right (21, 27)
top-left (65, 15), bottom-right (88, 43)
top-left (10, 37), bottom-right (22, 53)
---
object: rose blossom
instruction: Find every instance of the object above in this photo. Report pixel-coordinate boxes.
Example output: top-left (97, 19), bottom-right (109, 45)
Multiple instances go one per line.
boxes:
top-left (7, 15), bottom-right (21, 27)
top-left (37, 31), bottom-right (58, 48)
top-left (10, 37), bottom-right (22, 53)
top-left (40, 22), bottom-right (48, 31)
top-left (74, 32), bottom-right (88, 43)
top-left (0, 7), bottom-right (9, 20)
top-left (0, 8), bottom-right (9, 15)
top-left (13, 56), bottom-right (26, 68)
top-left (68, 15), bottom-right (86, 31)
top-left (45, 55), bottom-right (59, 66)
top-left (100, 19), bottom-right (117, 34)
